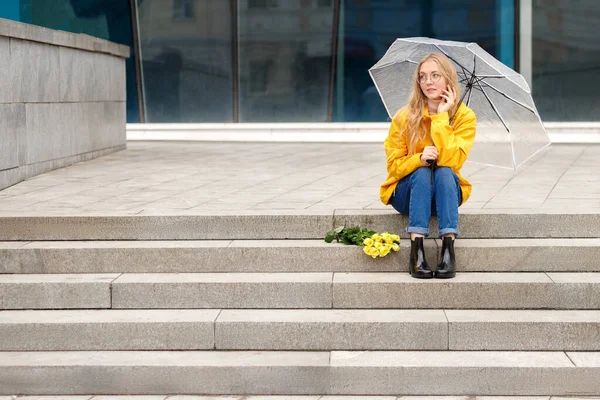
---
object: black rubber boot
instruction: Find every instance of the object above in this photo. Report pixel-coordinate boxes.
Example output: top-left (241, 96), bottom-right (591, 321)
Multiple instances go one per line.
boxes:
top-left (409, 237), bottom-right (433, 279)
top-left (435, 236), bottom-right (456, 279)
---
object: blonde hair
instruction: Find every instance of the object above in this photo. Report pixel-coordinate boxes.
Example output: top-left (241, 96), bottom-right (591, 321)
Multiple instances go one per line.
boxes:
top-left (401, 53), bottom-right (461, 154)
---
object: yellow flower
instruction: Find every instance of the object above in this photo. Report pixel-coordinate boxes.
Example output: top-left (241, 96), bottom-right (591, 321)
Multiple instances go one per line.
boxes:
top-left (391, 243), bottom-right (400, 252)
top-left (381, 233), bottom-right (394, 244)
top-left (371, 234), bottom-right (383, 242)
top-left (363, 238), bottom-right (374, 246)
top-left (366, 246), bottom-right (379, 258)
top-left (391, 234), bottom-right (400, 242)
top-left (379, 246), bottom-right (391, 257)
top-left (374, 241), bottom-right (383, 249)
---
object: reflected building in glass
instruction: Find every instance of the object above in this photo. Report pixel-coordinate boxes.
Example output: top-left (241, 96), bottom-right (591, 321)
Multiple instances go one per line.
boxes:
top-left (1, 0), bottom-right (598, 123)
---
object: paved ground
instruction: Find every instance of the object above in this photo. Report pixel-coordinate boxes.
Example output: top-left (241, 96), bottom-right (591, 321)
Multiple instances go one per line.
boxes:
top-left (0, 142), bottom-right (598, 216)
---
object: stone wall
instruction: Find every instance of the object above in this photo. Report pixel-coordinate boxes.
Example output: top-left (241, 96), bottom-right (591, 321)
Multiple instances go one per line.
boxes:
top-left (0, 18), bottom-right (129, 190)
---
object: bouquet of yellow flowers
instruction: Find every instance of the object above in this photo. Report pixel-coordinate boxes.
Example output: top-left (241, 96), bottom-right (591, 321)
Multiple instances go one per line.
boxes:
top-left (324, 226), bottom-right (400, 258)
top-left (362, 232), bottom-right (400, 258)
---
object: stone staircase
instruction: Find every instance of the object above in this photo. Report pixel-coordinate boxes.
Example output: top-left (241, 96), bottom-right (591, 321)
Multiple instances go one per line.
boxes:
top-left (1, 211), bottom-right (600, 395)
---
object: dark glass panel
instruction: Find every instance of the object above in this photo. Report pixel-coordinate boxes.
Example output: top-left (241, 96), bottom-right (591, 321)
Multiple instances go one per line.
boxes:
top-left (238, 0), bottom-right (335, 122)
top-left (532, 0), bottom-right (600, 121)
top-left (136, 0), bottom-right (234, 122)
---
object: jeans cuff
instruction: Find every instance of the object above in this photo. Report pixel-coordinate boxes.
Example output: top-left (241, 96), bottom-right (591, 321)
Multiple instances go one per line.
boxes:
top-left (407, 226), bottom-right (430, 236)
top-left (439, 228), bottom-right (459, 238)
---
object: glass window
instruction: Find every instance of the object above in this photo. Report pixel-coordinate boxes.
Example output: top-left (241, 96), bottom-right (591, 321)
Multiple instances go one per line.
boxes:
top-left (137, 0), bottom-right (234, 122)
top-left (238, 0), bottom-right (335, 122)
top-left (532, 0), bottom-right (600, 121)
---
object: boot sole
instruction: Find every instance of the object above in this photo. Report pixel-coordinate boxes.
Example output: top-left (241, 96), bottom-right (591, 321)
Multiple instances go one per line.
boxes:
top-left (434, 273), bottom-right (456, 279)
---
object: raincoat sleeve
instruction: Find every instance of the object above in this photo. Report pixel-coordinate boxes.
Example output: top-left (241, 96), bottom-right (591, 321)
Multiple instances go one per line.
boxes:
top-left (429, 109), bottom-right (476, 170)
top-left (384, 113), bottom-right (424, 180)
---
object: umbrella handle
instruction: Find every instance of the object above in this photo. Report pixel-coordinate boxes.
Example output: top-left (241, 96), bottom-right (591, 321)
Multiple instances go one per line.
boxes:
top-left (426, 160), bottom-right (436, 183)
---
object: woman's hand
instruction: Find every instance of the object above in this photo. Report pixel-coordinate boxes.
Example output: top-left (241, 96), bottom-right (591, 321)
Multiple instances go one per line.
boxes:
top-left (437, 85), bottom-right (456, 114)
top-left (420, 146), bottom-right (438, 166)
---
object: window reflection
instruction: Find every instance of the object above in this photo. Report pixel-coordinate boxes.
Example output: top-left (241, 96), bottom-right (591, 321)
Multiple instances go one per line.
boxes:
top-left (173, 0), bottom-right (195, 20)
top-left (532, 0), bottom-right (600, 121)
top-left (238, 0), bottom-right (335, 122)
top-left (137, 0), bottom-right (234, 122)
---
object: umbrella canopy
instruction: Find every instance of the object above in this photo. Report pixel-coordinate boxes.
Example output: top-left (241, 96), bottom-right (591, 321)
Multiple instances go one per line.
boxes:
top-left (369, 37), bottom-right (550, 169)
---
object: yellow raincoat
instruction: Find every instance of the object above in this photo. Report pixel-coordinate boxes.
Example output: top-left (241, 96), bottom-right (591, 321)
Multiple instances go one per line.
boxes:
top-left (380, 103), bottom-right (477, 205)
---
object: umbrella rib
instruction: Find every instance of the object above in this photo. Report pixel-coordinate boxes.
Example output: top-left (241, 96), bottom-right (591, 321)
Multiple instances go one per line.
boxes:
top-left (451, 56), bottom-right (479, 125)
top-left (459, 76), bottom-right (536, 113)
top-left (475, 80), bottom-right (518, 170)
top-left (476, 75), bottom-right (514, 78)
top-left (432, 44), bottom-right (471, 79)
top-left (478, 80), bottom-right (537, 114)
top-left (369, 58), bottom-right (419, 70)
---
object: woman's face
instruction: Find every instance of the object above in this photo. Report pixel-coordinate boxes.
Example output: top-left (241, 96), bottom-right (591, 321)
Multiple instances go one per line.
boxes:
top-left (418, 60), bottom-right (448, 101)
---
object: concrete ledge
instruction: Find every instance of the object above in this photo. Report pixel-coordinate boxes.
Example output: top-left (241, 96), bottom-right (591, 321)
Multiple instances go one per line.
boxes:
top-left (0, 18), bottom-right (128, 190)
top-left (0, 212), bottom-right (597, 240)
top-left (126, 122), bottom-right (600, 144)
top-left (0, 18), bottom-right (129, 58)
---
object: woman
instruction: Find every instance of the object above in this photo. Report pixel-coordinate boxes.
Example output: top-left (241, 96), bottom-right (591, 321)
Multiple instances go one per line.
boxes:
top-left (380, 52), bottom-right (476, 279)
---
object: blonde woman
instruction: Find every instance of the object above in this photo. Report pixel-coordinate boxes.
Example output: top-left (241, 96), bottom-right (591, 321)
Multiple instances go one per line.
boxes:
top-left (380, 52), bottom-right (476, 279)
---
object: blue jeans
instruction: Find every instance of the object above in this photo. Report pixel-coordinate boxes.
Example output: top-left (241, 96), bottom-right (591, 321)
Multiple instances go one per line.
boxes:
top-left (390, 166), bottom-right (462, 237)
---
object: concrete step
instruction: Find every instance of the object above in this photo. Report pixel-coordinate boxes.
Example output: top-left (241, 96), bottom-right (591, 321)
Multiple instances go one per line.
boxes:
top-left (333, 272), bottom-right (600, 309)
top-left (2, 238), bottom-right (598, 274)
top-left (111, 272), bottom-right (600, 310)
top-left (2, 309), bottom-right (600, 351)
top-left (0, 211), bottom-right (597, 240)
top-left (4, 272), bottom-right (600, 310)
top-left (0, 274), bottom-right (117, 309)
top-left (0, 309), bottom-right (218, 350)
top-left (1, 350), bottom-right (599, 395)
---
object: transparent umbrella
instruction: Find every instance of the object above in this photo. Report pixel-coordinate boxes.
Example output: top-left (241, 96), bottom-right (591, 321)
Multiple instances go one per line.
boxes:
top-left (369, 37), bottom-right (551, 169)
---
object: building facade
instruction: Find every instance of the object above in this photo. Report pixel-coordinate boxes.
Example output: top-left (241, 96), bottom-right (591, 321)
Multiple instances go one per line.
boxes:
top-left (1, 0), bottom-right (598, 124)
